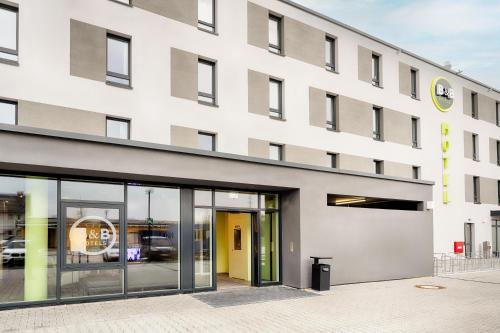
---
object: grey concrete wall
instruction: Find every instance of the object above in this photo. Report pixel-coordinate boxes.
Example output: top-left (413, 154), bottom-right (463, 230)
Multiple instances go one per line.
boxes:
top-left (463, 131), bottom-right (473, 160)
top-left (338, 154), bottom-right (373, 174)
top-left (133, 0), bottom-right (197, 27)
top-left (0, 129), bottom-right (434, 288)
top-left (170, 125), bottom-right (198, 149)
top-left (280, 189), bottom-right (301, 288)
top-left (490, 138), bottom-right (498, 165)
top-left (70, 19), bottom-right (106, 82)
top-left (171, 48), bottom-right (198, 101)
top-left (357, 45), bottom-right (372, 84)
top-left (398, 62), bottom-right (411, 97)
top-left (248, 138), bottom-right (269, 159)
top-left (285, 144), bottom-right (328, 167)
top-left (480, 177), bottom-right (499, 205)
top-left (17, 101), bottom-right (106, 136)
top-left (247, 2), bottom-right (268, 50)
top-left (309, 87), bottom-right (326, 128)
top-left (248, 70), bottom-right (269, 116)
top-left (283, 17), bottom-right (324, 67)
top-left (383, 108), bottom-right (412, 146)
top-left (464, 175), bottom-right (475, 203)
top-left (338, 95), bottom-right (372, 137)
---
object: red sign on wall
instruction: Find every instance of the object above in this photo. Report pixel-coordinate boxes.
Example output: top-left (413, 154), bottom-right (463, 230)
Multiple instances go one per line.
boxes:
top-left (454, 241), bottom-right (464, 254)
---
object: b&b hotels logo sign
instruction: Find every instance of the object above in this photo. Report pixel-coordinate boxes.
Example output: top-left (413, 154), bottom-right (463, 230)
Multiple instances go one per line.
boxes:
top-left (69, 216), bottom-right (117, 255)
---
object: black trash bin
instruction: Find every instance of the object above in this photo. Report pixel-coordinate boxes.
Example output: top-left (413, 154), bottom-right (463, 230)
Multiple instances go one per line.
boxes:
top-left (310, 256), bottom-right (332, 291)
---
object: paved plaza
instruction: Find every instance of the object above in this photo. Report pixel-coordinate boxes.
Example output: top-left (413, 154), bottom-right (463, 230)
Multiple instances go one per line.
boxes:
top-left (1, 271), bottom-right (500, 333)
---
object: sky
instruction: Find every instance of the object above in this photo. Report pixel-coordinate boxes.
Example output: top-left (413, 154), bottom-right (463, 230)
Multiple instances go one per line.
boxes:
top-left (293, 0), bottom-right (500, 90)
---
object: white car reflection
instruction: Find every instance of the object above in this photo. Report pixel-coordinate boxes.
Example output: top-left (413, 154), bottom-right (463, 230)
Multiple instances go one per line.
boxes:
top-left (2, 240), bottom-right (25, 266)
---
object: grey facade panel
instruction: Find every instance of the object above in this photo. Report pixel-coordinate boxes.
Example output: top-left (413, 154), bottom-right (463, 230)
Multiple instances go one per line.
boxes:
top-left (383, 160), bottom-right (412, 179)
top-left (170, 125), bottom-right (198, 149)
top-left (464, 175), bottom-right (474, 203)
top-left (171, 48), bottom-right (198, 101)
top-left (398, 62), bottom-right (411, 97)
top-left (357, 45), bottom-right (372, 84)
top-left (480, 177), bottom-right (498, 205)
top-left (248, 69), bottom-right (269, 116)
top-left (284, 144), bottom-right (328, 167)
top-left (490, 138), bottom-right (498, 165)
top-left (463, 88), bottom-right (474, 117)
top-left (338, 95), bottom-right (372, 137)
top-left (338, 154), bottom-right (373, 174)
top-left (478, 93), bottom-right (497, 124)
top-left (309, 87), bottom-right (326, 128)
top-left (383, 108), bottom-right (412, 146)
top-left (70, 19), bottom-right (106, 82)
top-left (464, 131), bottom-right (473, 160)
top-left (283, 17), bottom-right (324, 67)
top-left (248, 138), bottom-right (269, 159)
top-left (247, 2), bottom-right (269, 50)
top-left (133, 0), bottom-right (197, 27)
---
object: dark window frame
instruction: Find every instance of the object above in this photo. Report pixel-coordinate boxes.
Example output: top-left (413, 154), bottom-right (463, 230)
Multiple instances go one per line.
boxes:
top-left (0, 98), bottom-right (18, 125)
top-left (106, 33), bottom-right (131, 87)
top-left (269, 78), bottom-right (283, 119)
top-left (325, 35), bottom-right (336, 71)
top-left (326, 94), bottom-right (337, 130)
top-left (472, 133), bottom-right (479, 161)
top-left (496, 140), bottom-right (500, 166)
top-left (0, 2), bottom-right (19, 64)
top-left (327, 153), bottom-right (338, 168)
top-left (371, 53), bottom-right (380, 86)
top-left (106, 116), bottom-right (130, 140)
top-left (411, 117), bottom-right (419, 148)
top-left (412, 166), bottom-right (420, 180)
top-left (197, 58), bottom-right (217, 105)
top-left (268, 14), bottom-right (282, 55)
top-left (197, 131), bottom-right (216, 152)
top-left (473, 176), bottom-right (480, 204)
top-left (496, 102), bottom-right (500, 127)
top-left (372, 106), bottom-right (382, 140)
top-left (498, 180), bottom-right (500, 206)
top-left (269, 143), bottom-right (283, 161)
top-left (410, 68), bottom-right (418, 98)
top-left (471, 92), bottom-right (478, 119)
top-left (198, 0), bottom-right (216, 33)
top-left (374, 160), bottom-right (384, 175)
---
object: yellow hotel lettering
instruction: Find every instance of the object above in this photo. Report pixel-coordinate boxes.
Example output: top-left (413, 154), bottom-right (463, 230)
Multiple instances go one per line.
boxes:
top-left (441, 122), bottom-right (450, 204)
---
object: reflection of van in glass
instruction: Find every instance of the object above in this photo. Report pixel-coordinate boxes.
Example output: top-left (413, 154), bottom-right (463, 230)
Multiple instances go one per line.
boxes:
top-left (141, 236), bottom-right (176, 260)
top-left (2, 240), bottom-right (25, 265)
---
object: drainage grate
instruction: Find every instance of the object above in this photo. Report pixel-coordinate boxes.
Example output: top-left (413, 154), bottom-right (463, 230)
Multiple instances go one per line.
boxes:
top-left (415, 284), bottom-right (446, 290)
top-left (192, 286), bottom-right (318, 308)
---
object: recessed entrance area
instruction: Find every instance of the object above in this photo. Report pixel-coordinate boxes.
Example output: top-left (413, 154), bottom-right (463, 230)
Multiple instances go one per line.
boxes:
top-left (216, 212), bottom-right (252, 290)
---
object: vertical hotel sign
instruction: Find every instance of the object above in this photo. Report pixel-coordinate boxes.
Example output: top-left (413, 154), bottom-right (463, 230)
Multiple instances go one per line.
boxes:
top-left (431, 77), bottom-right (454, 204)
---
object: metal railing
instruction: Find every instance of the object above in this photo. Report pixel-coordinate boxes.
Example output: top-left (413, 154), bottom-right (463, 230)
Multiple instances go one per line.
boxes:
top-left (434, 253), bottom-right (500, 275)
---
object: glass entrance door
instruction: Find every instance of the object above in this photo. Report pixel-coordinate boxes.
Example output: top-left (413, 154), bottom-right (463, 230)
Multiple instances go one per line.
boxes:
top-left (60, 203), bottom-right (124, 299)
top-left (259, 211), bottom-right (280, 284)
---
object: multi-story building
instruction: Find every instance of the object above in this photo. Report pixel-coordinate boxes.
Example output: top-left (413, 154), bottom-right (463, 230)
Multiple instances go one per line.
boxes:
top-left (0, 0), bottom-right (498, 309)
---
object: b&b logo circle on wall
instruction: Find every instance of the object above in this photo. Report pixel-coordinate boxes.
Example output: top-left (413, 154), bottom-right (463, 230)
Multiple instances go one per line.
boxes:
top-left (431, 77), bottom-right (454, 112)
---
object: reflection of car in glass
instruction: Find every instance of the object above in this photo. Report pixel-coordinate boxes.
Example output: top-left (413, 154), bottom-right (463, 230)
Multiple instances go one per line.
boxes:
top-left (103, 243), bottom-right (120, 262)
top-left (141, 236), bottom-right (176, 260)
top-left (2, 240), bottom-right (25, 266)
top-left (0, 236), bottom-right (15, 251)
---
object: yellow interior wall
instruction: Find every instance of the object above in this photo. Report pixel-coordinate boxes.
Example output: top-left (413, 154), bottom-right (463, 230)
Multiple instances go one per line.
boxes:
top-left (216, 212), bottom-right (228, 273)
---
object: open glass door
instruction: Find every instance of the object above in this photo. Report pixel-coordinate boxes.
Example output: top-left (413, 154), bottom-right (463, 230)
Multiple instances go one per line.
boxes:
top-left (258, 211), bottom-right (280, 285)
top-left (60, 203), bottom-right (124, 299)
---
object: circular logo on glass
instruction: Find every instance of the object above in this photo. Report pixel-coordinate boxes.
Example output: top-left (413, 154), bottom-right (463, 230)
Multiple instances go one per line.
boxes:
top-left (69, 216), bottom-right (117, 256)
top-left (431, 77), bottom-right (454, 112)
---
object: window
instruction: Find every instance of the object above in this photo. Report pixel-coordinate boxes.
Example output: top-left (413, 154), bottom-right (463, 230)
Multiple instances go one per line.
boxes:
top-left (269, 79), bottom-right (282, 118)
top-left (0, 99), bottom-right (17, 125)
top-left (328, 153), bottom-right (338, 168)
top-left (269, 144), bottom-right (283, 161)
top-left (0, 3), bottom-right (18, 63)
top-left (410, 69), bottom-right (418, 98)
top-left (325, 36), bottom-right (336, 71)
top-left (496, 102), bottom-right (499, 126)
top-left (497, 140), bottom-right (500, 166)
top-left (412, 166), bottom-right (420, 180)
top-left (198, 131), bottom-right (215, 151)
top-left (106, 117), bottom-right (130, 139)
top-left (473, 176), bottom-right (480, 204)
top-left (106, 34), bottom-right (130, 86)
top-left (472, 134), bottom-right (479, 161)
top-left (326, 95), bottom-right (337, 130)
top-left (371, 54), bottom-right (380, 86)
top-left (498, 181), bottom-right (500, 205)
top-left (268, 14), bottom-right (282, 54)
top-left (374, 160), bottom-right (383, 175)
top-left (198, 0), bottom-right (215, 32)
top-left (373, 107), bottom-right (382, 140)
top-left (198, 59), bottom-right (216, 104)
top-left (471, 92), bottom-right (478, 119)
top-left (411, 117), bottom-right (419, 148)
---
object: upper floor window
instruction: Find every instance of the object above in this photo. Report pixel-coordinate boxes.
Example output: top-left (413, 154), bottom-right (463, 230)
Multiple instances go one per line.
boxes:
top-left (198, 59), bottom-right (216, 105)
top-left (198, 0), bottom-right (215, 33)
top-left (371, 54), bottom-right (380, 86)
top-left (0, 3), bottom-right (18, 63)
top-left (496, 140), bottom-right (500, 166)
top-left (328, 153), bottom-right (338, 168)
top-left (0, 99), bottom-right (16, 125)
top-left (325, 36), bottom-right (336, 71)
top-left (472, 133), bottom-right (479, 161)
top-left (326, 94), bottom-right (337, 130)
top-left (372, 107), bottom-right (382, 140)
top-left (106, 34), bottom-right (130, 86)
top-left (269, 79), bottom-right (282, 119)
top-left (498, 180), bottom-right (500, 205)
top-left (411, 117), bottom-right (419, 148)
top-left (412, 166), bottom-right (420, 180)
top-left (496, 102), bottom-right (499, 126)
top-left (269, 143), bottom-right (283, 161)
top-left (471, 92), bottom-right (478, 119)
top-left (410, 69), bottom-right (418, 98)
top-left (268, 14), bottom-right (282, 54)
top-left (198, 131), bottom-right (215, 151)
top-left (473, 176), bottom-right (480, 204)
top-left (374, 160), bottom-right (384, 175)
top-left (106, 117), bottom-right (130, 139)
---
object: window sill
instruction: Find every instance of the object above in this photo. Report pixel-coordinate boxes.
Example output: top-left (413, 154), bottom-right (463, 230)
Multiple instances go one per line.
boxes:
top-left (411, 96), bottom-right (421, 101)
top-left (0, 58), bottom-right (19, 67)
top-left (268, 50), bottom-right (285, 57)
top-left (109, 0), bottom-right (133, 7)
top-left (198, 100), bottom-right (219, 108)
top-left (106, 81), bottom-right (133, 89)
top-left (325, 68), bottom-right (339, 75)
top-left (373, 138), bottom-right (384, 142)
top-left (473, 159), bottom-right (480, 162)
top-left (269, 115), bottom-right (286, 121)
top-left (198, 27), bottom-right (218, 35)
top-left (412, 145), bottom-right (422, 149)
top-left (474, 201), bottom-right (482, 205)
top-left (372, 83), bottom-right (384, 89)
top-left (327, 127), bottom-right (339, 133)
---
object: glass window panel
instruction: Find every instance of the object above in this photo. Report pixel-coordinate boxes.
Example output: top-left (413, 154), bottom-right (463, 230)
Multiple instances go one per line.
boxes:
top-left (269, 144), bottom-right (282, 161)
top-left (61, 181), bottom-right (124, 202)
top-left (198, 61), bottom-right (214, 96)
top-left (107, 36), bottom-right (129, 76)
top-left (215, 191), bottom-right (258, 209)
top-left (198, 133), bottom-right (215, 151)
top-left (268, 17), bottom-right (280, 47)
top-left (195, 189), bottom-right (213, 206)
top-left (260, 194), bottom-right (279, 210)
top-left (260, 211), bottom-right (279, 283)
top-left (61, 269), bottom-right (123, 298)
top-left (194, 208), bottom-right (212, 288)
top-left (325, 39), bottom-right (332, 64)
top-left (0, 100), bottom-right (16, 125)
top-left (198, 0), bottom-right (214, 25)
top-left (0, 176), bottom-right (58, 304)
top-left (269, 80), bottom-right (281, 111)
top-left (127, 185), bottom-right (180, 292)
top-left (0, 6), bottom-right (17, 51)
top-left (107, 118), bottom-right (129, 139)
top-left (106, 75), bottom-right (130, 86)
